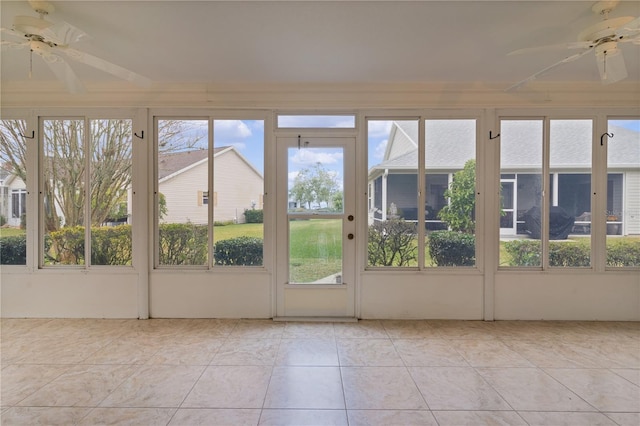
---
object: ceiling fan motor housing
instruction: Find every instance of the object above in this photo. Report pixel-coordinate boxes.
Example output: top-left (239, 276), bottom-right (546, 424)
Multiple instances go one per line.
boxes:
top-left (578, 16), bottom-right (636, 42)
top-left (13, 15), bottom-right (54, 39)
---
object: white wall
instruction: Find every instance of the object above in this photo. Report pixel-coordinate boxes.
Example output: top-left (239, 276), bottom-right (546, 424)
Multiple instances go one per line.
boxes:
top-left (0, 83), bottom-right (638, 320)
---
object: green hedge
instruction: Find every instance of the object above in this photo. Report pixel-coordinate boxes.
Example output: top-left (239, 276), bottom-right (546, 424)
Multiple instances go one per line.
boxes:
top-left (427, 230), bottom-right (475, 266)
top-left (0, 234), bottom-right (27, 265)
top-left (505, 239), bottom-right (640, 267)
top-left (244, 209), bottom-right (263, 224)
top-left (214, 236), bottom-right (263, 266)
top-left (158, 223), bottom-right (207, 265)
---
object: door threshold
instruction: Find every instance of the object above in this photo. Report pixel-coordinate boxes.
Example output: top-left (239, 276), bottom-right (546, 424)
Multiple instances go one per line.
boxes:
top-left (273, 316), bottom-right (358, 323)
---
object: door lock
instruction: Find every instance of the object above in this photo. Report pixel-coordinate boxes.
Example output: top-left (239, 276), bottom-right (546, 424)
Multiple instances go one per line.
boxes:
top-left (348, 215), bottom-right (354, 221)
top-left (347, 233), bottom-right (354, 240)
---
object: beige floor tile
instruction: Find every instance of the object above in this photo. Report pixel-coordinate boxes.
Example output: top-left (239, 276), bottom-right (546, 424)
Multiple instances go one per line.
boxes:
top-left (545, 368), bottom-right (640, 412)
top-left (347, 409), bottom-right (437, 426)
top-left (381, 320), bottom-right (439, 338)
top-left (79, 407), bottom-right (176, 426)
top-left (477, 367), bottom-right (595, 411)
top-left (611, 368), bottom-right (640, 386)
top-left (282, 322), bottom-right (335, 338)
top-left (341, 366), bottom-right (427, 410)
top-left (259, 409), bottom-right (348, 425)
top-left (432, 410), bottom-right (527, 426)
top-left (449, 339), bottom-right (534, 367)
top-left (0, 364), bottom-right (71, 407)
top-left (503, 339), bottom-right (603, 368)
top-left (569, 339), bottom-right (640, 368)
top-left (337, 338), bottom-right (404, 366)
top-left (333, 320), bottom-right (388, 338)
top-left (146, 339), bottom-right (224, 365)
top-left (18, 364), bottom-right (139, 407)
top-left (181, 365), bottom-right (271, 408)
top-left (518, 411), bottom-right (618, 426)
top-left (275, 338), bottom-right (339, 366)
top-left (0, 319), bottom-right (54, 339)
top-left (604, 412), bottom-right (640, 426)
top-left (211, 338), bottom-right (280, 365)
top-left (264, 366), bottom-right (344, 409)
top-left (428, 320), bottom-right (498, 340)
top-left (6, 337), bottom-right (106, 364)
top-left (409, 367), bottom-right (510, 410)
top-left (1, 406), bottom-right (92, 425)
top-left (229, 320), bottom-right (285, 338)
top-left (169, 408), bottom-right (260, 425)
top-left (393, 339), bottom-right (467, 367)
top-left (100, 365), bottom-right (205, 408)
top-left (81, 337), bottom-right (163, 364)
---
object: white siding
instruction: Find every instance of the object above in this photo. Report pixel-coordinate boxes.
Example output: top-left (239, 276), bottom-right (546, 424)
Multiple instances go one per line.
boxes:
top-left (160, 161), bottom-right (208, 225)
top-left (625, 171), bottom-right (640, 235)
top-left (214, 150), bottom-right (263, 223)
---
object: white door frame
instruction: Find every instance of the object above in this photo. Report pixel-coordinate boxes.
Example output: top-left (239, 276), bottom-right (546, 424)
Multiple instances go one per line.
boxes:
top-left (275, 136), bottom-right (356, 318)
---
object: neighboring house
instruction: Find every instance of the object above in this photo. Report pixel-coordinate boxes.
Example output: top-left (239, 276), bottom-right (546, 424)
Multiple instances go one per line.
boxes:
top-left (158, 146), bottom-right (263, 224)
top-left (369, 121), bottom-right (640, 236)
top-left (0, 168), bottom-right (26, 227)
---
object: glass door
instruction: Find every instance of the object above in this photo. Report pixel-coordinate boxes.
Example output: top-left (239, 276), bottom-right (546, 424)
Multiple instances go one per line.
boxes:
top-left (276, 137), bottom-right (355, 318)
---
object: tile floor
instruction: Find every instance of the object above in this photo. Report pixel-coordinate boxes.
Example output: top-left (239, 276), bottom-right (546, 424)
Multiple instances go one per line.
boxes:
top-left (1, 319), bottom-right (638, 425)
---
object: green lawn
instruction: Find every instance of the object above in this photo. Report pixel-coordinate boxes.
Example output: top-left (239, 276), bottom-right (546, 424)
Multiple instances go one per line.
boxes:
top-left (0, 227), bottom-right (25, 237)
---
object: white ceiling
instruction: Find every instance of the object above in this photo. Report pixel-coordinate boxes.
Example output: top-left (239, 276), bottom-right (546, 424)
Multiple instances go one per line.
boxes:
top-left (1, 0), bottom-right (640, 90)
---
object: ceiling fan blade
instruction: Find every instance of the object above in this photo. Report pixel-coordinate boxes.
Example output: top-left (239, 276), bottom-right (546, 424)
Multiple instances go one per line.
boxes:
top-left (40, 21), bottom-right (89, 45)
top-left (506, 48), bottom-right (594, 91)
top-left (58, 46), bottom-right (151, 88)
top-left (615, 16), bottom-right (640, 38)
top-left (40, 53), bottom-right (86, 94)
top-left (596, 50), bottom-right (627, 84)
top-left (508, 41), bottom-right (593, 56)
top-left (1, 40), bottom-right (28, 51)
top-left (1, 27), bottom-right (24, 41)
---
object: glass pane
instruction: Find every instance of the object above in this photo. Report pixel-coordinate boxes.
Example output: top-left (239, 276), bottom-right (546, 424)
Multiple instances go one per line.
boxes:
top-left (278, 115), bottom-right (355, 128)
top-left (287, 147), bottom-right (343, 214)
top-left (289, 218), bottom-right (342, 283)
top-left (90, 119), bottom-right (133, 266)
top-left (425, 119), bottom-right (476, 267)
top-left (549, 120), bottom-right (592, 267)
top-left (606, 119), bottom-right (640, 267)
top-left (213, 119), bottom-right (264, 266)
top-left (367, 120), bottom-right (418, 267)
top-left (43, 119), bottom-right (85, 265)
top-left (0, 119), bottom-right (28, 265)
top-left (500, 120), bottom-right (543, 267)
top-left (157, 119), bottom-right (209, 266)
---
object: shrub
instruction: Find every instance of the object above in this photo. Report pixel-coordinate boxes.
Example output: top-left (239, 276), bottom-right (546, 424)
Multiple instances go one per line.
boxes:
top-left (91, 225), bottom-right (132, 265)
top-left (0, 215), bottom-right (6, 226)
top-left (367, 219), bottom-right (417, 266)
top-left (549, 242), bottom-right (590, 267)
top-left (214, 236), bottom-right (263, 265)
top-left (503, 240), bottom-right (541, 266)
top-left (607, 240), bottom-right (640, 267)
top-left (158, 223), bottom-right (208, 265)
top-left (47, 226), bottom-right (85, 264)
top-left (0, 234), bottom-right (27, 265)
top-left (427, 230), bottom-right (475, 266)
top-left (244, 209), bottom-right (264, 224)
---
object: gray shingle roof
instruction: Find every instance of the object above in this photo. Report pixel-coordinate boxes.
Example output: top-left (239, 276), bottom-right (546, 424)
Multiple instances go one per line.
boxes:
top-left (158, 148), bottom-right (226, 179)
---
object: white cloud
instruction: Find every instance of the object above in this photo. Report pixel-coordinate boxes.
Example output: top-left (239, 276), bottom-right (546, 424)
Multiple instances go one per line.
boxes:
top-left (230, 142), bottom-right (246, 150)
top-left (374, 139), bottom-right (388, 161)
top-left (367, 120), bottom-right (393, 138)
top-left (214, 120), bottom-right (252, 139)
top-left (290, 149), bottom-right (343, 166)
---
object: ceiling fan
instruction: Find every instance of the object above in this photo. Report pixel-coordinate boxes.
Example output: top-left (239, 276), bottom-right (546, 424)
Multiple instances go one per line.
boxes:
top-left (1, 0), bottom-right (151, 93)
top-left (507, 0), bottom-right (640, 91)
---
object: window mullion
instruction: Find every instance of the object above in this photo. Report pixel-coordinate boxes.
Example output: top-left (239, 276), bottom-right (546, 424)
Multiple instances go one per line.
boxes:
top-left (85, 117), bottom-right (91, 268)
top-left (542, 118), bottom-right (551, 270)
top-left (417, 117), bottom-right (425, 269)
top-left (208, 118), bottom-right (214, 269)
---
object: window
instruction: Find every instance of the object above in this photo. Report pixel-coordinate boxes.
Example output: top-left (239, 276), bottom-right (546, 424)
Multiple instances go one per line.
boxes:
top-left (156, 118), bottom-right (264, 267)
top-left (277, 114), bottom-right (356, 129)
top-left (606, 118), bottom-right (640, 267)
top-left (42, 118), bottom-right (133, 266)
top-left (499, 118), bottom-right (593, 268)
top-left (366, 118), bottom-right (477, 268)
top-left (0, 119), bottom-right (28, 265)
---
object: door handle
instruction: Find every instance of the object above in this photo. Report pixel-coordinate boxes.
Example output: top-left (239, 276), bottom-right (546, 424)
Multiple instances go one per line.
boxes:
top-left (347, 233), bottom-right (354, 240)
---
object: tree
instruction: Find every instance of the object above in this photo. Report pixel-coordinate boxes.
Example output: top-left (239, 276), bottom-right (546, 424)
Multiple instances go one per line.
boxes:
top-left (289, 163), bottom-right (340, 209)
top-left (0, 119), bottom-right (203, 232)
top-left (438, 159), bottom-right (476, 233)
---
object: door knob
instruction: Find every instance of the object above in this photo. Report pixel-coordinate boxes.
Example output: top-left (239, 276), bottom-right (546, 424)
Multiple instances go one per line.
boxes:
top-left (347, 233), bottom-right (354, 240)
